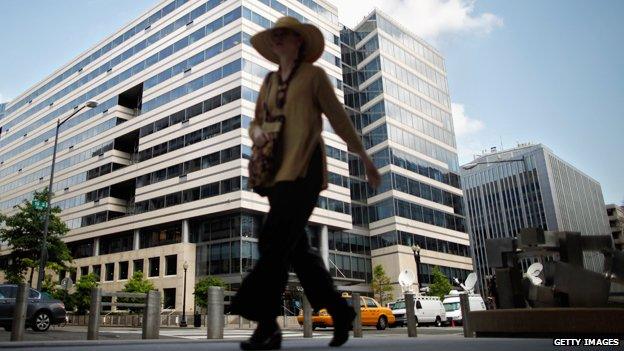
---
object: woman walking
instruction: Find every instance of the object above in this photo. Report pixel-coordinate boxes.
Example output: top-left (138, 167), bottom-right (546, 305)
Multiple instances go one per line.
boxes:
top-left (230, 16), bottom-right (380, 350)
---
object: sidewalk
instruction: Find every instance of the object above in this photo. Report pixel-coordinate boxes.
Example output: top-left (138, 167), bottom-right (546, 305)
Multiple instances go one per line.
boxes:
top-left (0, 336), bottom-right (557, 351)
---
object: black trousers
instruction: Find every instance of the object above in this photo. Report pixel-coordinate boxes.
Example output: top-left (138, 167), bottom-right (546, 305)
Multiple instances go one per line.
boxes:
top-left (231, 146), bottom-right (344, 321)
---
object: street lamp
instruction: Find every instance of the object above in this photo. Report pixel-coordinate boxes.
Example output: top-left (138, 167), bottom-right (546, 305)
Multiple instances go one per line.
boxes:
top-left (180, 261), bottom-right (189, 327)
top-left (36, 100), bottom-right (98, 291)
top-left (411, 244), bottom-right (421, 291)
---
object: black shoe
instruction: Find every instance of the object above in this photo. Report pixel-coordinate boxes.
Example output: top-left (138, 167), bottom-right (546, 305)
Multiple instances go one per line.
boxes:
top-left (240, 324), bottom-right (282, 350)
top-left (329, 305), bottom-right (356, 347)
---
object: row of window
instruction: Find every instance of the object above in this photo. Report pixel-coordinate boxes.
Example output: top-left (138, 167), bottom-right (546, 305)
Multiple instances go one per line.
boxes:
top-left (138, 113), bottom-right (250, 162)
top-left (196, 239), bottom-right (260, 276)
top-left (364, 124), bottom-right (459, 172)
top-left (370, 230), bottom-right (470, 257)
top-left (142, 57), bottom-right (243, 113)
top-left (328, 230), bottom-right (371, 255)
top-left (361, 100), bottom-right (455, 148)
top-left (0, 115), bottom-right (121, 180)
top-left (381, 56), bottom-right (450, 109)
top-left (372, 147), bottom-right (461, 189)
top-left (325, 145), bottom-right (349, 163)
top-left (329, 253), bottom-right (372, 282)
top-left (242, 6), bottom-right (341, 68)
top-left (369, 172), bottom-right (463, 213)
top-left (190, 213), bottom-right (264, 243)
top-left (382, 78), bottom-right (453, 131)
top-left (379, 36), bottom-right (448, 93)
top-left (0, 98), bottom-right (117, 176)
top-left (1, 0), bottom-right (226, 149)
top-left (0, 140), bottom-right (115, 211)
top-left (368, 197), bottom-right (466, 232)
top-left (133, 176), bottom-right (245, 215)
top-left (4, 0), bottom-right (190, 117)
top-left (140, 84), bottom-right (247, 138)
top-left (418, 263), bottom-right (471, 286)
top-left (137, 145), bottom-right (249, 188)
top-left (250, 1), bottom-right (339, 45)
top-left (376, 15), bottom-right (445, 70)
top-left (73, 254), bottom-right (178, 283)
top-left (143, 31), bottom-right (247, 90)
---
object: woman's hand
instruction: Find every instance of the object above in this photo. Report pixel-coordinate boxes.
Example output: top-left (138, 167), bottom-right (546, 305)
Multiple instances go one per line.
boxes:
top-left (362, 155), bottom-right (381, 189)
top-left (251, 126), bottom-right (270, 147)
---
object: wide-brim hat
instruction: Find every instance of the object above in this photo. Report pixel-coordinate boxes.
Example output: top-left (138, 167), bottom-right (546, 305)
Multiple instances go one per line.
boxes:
top-left (251, 16), bottom-right (325, 64)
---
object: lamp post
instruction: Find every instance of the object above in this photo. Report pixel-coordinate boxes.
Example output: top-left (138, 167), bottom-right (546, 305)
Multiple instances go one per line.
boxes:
top-left (180, 261), bottom-right (189, 327)
top-left (36, 100), bottom-right (98, 291)
top-left (411, 244), bottom-right (421, 292)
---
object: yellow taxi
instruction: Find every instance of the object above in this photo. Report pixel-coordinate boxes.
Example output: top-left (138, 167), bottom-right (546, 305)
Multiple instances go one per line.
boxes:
top-left (297, 293), bottom-right (395, 330)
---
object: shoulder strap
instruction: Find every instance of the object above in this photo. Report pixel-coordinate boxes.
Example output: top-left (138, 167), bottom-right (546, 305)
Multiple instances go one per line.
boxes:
top-left (262, 72), bottom-right (274, 118)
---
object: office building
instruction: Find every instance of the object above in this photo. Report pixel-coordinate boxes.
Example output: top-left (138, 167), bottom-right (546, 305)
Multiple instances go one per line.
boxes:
top-left (606, 204), bottom-right (624, 251)
top-left (461, 143), bottom-right (611, 293)
top-left (0, 0), bottom-right (469, 311)
top-left (340, 9), bottom-right (471, 299)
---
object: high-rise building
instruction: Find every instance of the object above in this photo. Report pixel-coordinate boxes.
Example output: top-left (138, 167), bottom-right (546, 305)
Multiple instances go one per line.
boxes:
top-left (0, 1), bottom-right (469, 310)
top-left (606, 204), bottom-right (624, 251)
top-left (340, 10), bottom-right (471, 298)
top-left (461, 143), bottom-right (611, 293)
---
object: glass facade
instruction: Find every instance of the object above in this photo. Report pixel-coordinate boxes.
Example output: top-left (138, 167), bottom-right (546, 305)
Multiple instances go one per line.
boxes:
top-left (340, 10), bottom-right (468, 288)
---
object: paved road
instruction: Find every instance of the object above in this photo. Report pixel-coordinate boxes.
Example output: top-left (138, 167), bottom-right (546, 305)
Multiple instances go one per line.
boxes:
top-left (0, 336), bottom-right (561, 351)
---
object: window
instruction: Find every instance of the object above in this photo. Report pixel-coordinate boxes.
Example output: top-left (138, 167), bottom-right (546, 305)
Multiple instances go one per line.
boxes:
top-left (163, 288), bottom-right (176, 309)
top-left (149, 257), bottom-right (160, 277)
top-left (92, 265), bottom-right (101, 280)
top-left (365, 298), bottom-right (377, 308)
top-left (105, 263), bottom-right (114, 281)
top-left (80, 266), bottom-right (89, 277)
top-left (133, 259), bottom-right (144, 274)
top-left (165, 254), bottom-right (177, 276)
top-left (119, 261), bottom-right (129, 280)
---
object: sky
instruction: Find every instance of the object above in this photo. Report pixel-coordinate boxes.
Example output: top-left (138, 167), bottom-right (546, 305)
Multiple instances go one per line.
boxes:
top-left (0, 0), bottom-right (622, 204)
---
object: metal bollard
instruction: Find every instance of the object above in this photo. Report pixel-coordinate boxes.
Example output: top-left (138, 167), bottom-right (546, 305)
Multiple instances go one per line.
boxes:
top-left (459, 293), bottom-right (473, 337)
top-left (206, 286), bottom-right (224, 339)
top-left (302, 295), bottom-right (312, 338)
top-left (352, 293), bottom-right (362, 338)
top-left (87, 287), bottom-right (102, 340)
top-left (142, 290), bottom-right (161, 339)
top-left (405, 293), bottom-right (417, 337)
top-left (10, 283), bottom-right (28, 341)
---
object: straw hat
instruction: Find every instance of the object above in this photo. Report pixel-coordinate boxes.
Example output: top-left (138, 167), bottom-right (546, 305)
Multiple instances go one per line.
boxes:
top-left (251, 16), bottom-right (325, 64)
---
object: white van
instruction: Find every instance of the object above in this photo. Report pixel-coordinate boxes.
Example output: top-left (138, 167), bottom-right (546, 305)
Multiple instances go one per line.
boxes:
top-left (390, 295), bottom-right (446, 327)
top-left (442, 291), bottom-right (486, 324)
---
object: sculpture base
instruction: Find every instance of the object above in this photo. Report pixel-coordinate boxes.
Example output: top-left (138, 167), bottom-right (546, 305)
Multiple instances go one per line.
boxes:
top-left (468, 308), bottom-right (624, 337)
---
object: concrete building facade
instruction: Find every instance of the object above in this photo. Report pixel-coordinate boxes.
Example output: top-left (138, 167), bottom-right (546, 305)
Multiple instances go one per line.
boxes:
top-left (461, 143), bottom-right (611, 294)
top-left (0, 1), bottom-right (470, 312)
top-left (606, 204), bottom-right (624, 251)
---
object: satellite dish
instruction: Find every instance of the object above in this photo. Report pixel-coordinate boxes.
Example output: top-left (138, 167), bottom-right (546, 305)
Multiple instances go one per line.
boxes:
top-left (454, 272), bottom-right (477, 293)
top-left (464, 273), bottom-right (477, 291)
top-left (398, 269), bottom-right (415, 292)
top-left (525, 262), bottom-right (544, 285)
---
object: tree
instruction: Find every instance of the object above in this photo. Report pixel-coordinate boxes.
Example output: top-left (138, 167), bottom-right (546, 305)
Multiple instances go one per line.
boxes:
top-left (0, 188), bottom-right (72, 284)
top-left (118, 271), bottom-right (155, 313)
top-left (371, 264), bottom-right (393, 305)
top-left (193, 276), bottom-right (226, 312)
top-left (428, 266), bottom-right (453, 299)
top-left (72, 273), bottom-right (99, 314)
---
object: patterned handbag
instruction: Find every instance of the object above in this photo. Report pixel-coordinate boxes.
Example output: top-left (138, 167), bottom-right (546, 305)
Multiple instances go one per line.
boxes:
top-left (248, 72), bottom-right (283, 196)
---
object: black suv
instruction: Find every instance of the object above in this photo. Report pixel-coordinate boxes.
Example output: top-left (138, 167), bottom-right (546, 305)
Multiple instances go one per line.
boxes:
top-left (0, 284), bottom-right (67, 332)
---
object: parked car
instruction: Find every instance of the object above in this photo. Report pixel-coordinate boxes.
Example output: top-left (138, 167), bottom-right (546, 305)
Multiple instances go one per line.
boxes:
top-left (0, 284), bottom-right (67, 332)
top-left (297, 293), bottom-right (395, 330)
top-left (390, 295), bottom-right (446, 327)
top-left (442, 291), bottom-right (486, 324)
